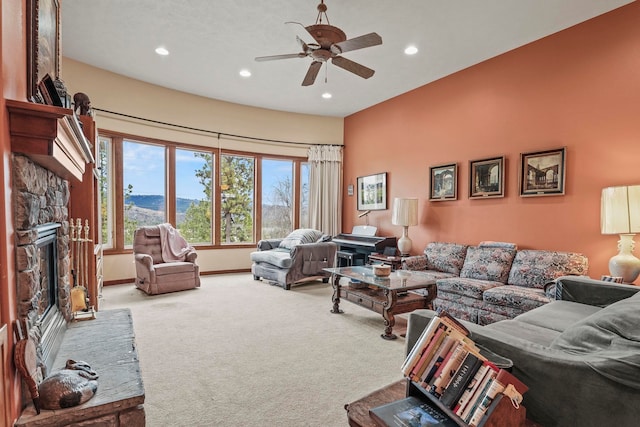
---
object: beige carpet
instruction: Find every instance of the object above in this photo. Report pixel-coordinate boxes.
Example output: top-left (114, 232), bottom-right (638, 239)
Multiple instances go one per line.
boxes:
top-left (101, 274), bottom-right (408, 426)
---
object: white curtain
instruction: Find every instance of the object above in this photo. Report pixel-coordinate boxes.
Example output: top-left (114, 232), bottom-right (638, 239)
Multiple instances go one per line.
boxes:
top-left (308, 145), bottom-right (343, 236)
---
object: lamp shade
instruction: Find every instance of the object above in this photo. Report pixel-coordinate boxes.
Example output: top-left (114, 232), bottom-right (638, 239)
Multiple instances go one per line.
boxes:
top-left (392, 198), bottom-right (419, 227)
top-left (601, 185), bottom-right (640, 234)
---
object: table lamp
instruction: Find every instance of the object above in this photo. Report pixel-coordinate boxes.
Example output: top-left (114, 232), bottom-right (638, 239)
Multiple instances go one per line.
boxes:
top-left (392, 197), bottom-right (419, 256)
top-left (600, 185), bottom-right (640, 284)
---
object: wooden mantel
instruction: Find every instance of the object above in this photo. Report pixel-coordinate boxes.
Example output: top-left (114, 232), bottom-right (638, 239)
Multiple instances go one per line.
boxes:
top-left (6, 99), bottom-right (94, 181)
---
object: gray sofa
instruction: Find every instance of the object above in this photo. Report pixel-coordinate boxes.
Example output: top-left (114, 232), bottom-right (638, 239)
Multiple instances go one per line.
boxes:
top-left (405, 276), bottom-right (640, 427)
top-left (250, 228), bottom-right (337, 290)
top-left (403, 242), bottom-right (588, 324)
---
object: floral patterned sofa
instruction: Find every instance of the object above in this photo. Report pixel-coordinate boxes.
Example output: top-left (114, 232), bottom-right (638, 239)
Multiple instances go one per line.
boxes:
top-left (403, 241), bottom-right (589, 325)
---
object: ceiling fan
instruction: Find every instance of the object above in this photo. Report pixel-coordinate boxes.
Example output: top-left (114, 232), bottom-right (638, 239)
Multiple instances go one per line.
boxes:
top-left (255, 0), bottom-right (382, 86)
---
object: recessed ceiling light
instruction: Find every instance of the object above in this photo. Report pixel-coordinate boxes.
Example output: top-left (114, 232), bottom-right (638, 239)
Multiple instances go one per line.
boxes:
top-left (404, 46), bottom-right (418, 55)
top-left (322, 92), bottom-right (332, 99)
top-left (239, 69), bottom-right (251, 77)
top-left (155, 46), bottom-right (169, 56)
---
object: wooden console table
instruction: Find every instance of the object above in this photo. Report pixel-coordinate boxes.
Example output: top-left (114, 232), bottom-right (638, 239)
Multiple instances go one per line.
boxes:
top-left (324, 266), bottom-right (437, 340)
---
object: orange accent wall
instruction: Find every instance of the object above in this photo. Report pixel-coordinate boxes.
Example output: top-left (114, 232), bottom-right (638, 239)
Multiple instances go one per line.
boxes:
top-left (344, 3), bottom-right (640, 283)
top-left (1, 0), bottom-right (28, 423)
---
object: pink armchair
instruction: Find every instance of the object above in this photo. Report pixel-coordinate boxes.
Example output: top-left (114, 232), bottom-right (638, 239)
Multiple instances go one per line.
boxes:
top-left (133, 225), bottom-right (200, 295)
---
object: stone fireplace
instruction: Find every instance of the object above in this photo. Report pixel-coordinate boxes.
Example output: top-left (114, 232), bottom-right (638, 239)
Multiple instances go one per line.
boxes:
top-left (13, 154), bottom-right (71, 376)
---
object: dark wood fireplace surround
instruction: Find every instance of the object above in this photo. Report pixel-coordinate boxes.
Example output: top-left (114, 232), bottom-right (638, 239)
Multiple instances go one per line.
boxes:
top-left (7, 100), bottom-right (145, 426)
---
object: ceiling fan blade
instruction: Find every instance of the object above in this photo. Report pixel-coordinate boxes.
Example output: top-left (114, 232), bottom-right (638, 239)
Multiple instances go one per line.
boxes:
top-left (255, 53), bottom-right (307, 62)
top-left (331, 32), bottom-right (382, 55)
top-left (302, 61), bottom-right (323, 86)
top-left (286, 21), bottom-right (316, 47)
top-left (331, 56), bottom-right (375, 79)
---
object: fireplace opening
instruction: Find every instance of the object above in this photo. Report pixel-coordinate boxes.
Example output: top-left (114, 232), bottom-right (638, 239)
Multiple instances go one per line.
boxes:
top-left (33, 223), bottom-right (66, 372)
top-left (36, 224), bottom-right (58, 318)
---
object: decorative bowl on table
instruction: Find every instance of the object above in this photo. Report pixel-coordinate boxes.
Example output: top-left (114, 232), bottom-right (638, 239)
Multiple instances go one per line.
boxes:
top-left (372, 264), bottom-right (391, 277)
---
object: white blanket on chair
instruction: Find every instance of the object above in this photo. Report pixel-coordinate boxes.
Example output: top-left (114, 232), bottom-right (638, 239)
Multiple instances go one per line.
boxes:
top-left (158, 223), bottom-right (191, 262)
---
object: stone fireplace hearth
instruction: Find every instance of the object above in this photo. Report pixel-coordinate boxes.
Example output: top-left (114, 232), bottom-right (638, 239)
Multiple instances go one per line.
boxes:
top-left (13, 154), bottom-right (71, 377)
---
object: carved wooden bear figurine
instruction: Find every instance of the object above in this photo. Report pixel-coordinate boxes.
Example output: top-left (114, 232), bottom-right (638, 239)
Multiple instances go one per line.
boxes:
top-left (38, 359), bottom-right (99, 410)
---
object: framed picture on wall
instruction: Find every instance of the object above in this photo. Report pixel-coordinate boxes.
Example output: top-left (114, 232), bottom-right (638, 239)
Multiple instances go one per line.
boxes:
top-left (519, 147), bottom-right (566, 197)
top-left (469, 156), bottom-right (505, 199)
top-left (27, 0), bottom-right (62, 102)
top-left (429, 163), bottom-right (458, 201)
top-left (357, 172), bottom-right (387, 210)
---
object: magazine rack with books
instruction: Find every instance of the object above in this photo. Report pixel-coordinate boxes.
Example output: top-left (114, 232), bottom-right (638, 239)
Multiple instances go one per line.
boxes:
top-left (370, 313), bottom-right (528, 427)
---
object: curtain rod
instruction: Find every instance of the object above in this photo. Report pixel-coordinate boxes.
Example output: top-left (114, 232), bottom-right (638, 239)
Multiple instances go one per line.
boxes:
top-left (93, 107), bottom-right (341, 147)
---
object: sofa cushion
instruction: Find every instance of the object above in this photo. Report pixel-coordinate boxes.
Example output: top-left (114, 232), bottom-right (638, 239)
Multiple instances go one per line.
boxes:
top-left (278, 229), bottom-right (324, 250)
top-left (485, 319), bottom-right (561, 347)
top-left (514, 300), bottom-right (601, 333)
top-left (507, 250), bottom-right (588, 288)
top-left (436, 277), bottom-right (502, 300)
top-left (459, 246), bottom-right (516, 283)
top-left (250, 248), bottom-right (293, 268)
top-left (550, 292), bottom-right (640, 389)
top-left (153, 261), bottom-right (197, 276)
top-left (483, 285), bottom-right (551, 312)
top-left (423, 242), bottom-right (468, 275)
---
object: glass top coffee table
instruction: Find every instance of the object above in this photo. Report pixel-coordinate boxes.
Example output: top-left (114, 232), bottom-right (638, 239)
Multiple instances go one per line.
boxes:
top-left (323, 266), bottom-right (437, 340)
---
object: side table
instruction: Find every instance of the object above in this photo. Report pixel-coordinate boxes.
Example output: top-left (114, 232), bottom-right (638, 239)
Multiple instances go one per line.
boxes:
top-left (368, 253), bottom-right (404, 271)
top-left (345, 380), bottom-right (542, 427)
top-left (345, 380), bottom-right (405, 427)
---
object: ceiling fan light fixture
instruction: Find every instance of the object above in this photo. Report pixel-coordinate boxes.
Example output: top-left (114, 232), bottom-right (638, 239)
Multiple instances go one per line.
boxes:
top-left (239, 69), bottom-right (252, 77)
top-left (254, 1), bottom-right (382, 86)
top-left (155, 46), bottom-right (169, 56)
top-left (404, 45), bottom-right (418, 55)
top-left (322, 92), bottom-right (332, 99)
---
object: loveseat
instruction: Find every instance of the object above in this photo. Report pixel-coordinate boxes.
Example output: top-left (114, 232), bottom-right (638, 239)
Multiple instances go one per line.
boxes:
top-left (405, 276), bottom-right (640, 427)
top-left (250, 228), bottom-right (337, 290)
top-left (403, 241), bottom-right (588, 324)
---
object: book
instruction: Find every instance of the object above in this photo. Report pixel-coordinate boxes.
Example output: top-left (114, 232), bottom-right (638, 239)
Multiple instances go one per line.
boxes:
top-left (439, 351), bottom-right (483, 408)
top-left (402, 316), bottom-right (447, 375)
top-left (429, 342), bottom-right (468, 397)
top-left (415, 335), bottom-right (456, 385)
top-left (422, 340), bottom-right (459, 389)
top-left (403, 312), bottom-right (469, 377)
top-left (460, 367), bottom-right (498, 422)
top-left (369, 396), bottom-right (459, 427)
top-left (454, 362), bottom-right (498, 417)
top-left (409, 328), bottom-right (447, 382)
top-left (467, 377), bottom-right (507, 426)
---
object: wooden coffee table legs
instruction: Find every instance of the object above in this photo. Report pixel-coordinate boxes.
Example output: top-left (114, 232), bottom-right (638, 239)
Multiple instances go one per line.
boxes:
top-left (381, 289), bottom-right (398, 340)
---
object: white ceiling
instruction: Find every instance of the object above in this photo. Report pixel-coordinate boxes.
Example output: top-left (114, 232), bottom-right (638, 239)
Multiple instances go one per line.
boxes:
top-left (61, 0), bottom-right (632, 118)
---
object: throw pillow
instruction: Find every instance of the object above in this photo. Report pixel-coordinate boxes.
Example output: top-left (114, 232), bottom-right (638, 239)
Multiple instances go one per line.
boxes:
top-left (278, 229), bottom-right (324, 250)
top-left (550, 292), bottom-right (640, 389)
top-left (459, 246), bottom-right (516, 283)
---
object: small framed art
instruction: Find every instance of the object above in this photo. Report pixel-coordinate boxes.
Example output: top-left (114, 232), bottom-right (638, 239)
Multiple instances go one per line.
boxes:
top-left (469, 156), bottom-right (505, 199)
top-left (519, 147), bottom-right (566, 197)
top-left (429, 163), bottom-right (458, 201)
top-left (357, 172), bottom-right (387, 210)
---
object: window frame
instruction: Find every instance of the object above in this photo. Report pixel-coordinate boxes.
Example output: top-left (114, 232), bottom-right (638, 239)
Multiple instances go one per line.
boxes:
top-left (99, 130), bottom-right (308, 254)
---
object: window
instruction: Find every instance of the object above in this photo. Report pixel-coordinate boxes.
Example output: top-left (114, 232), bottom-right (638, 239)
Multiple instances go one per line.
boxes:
top-left (122, 140), bottom-right (166, 246)
top-left (261, 158), bottom-right (293, 239)
top-left (176, 149), bottom-right (213, 244)
top-left (220, 154), bottom-right (255, 244)
top-left (99, 130), bottom-right (308, 251)
top-left (97, 136), bottom-right (113, 248)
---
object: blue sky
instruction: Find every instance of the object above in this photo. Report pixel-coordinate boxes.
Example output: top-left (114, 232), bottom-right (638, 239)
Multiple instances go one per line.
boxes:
top-left (123, 141), bottom-right (297, 201)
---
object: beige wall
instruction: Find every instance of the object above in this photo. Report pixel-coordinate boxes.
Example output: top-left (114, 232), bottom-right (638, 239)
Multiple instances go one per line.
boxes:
top-left (62, 59), bottom-right (344, 282)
